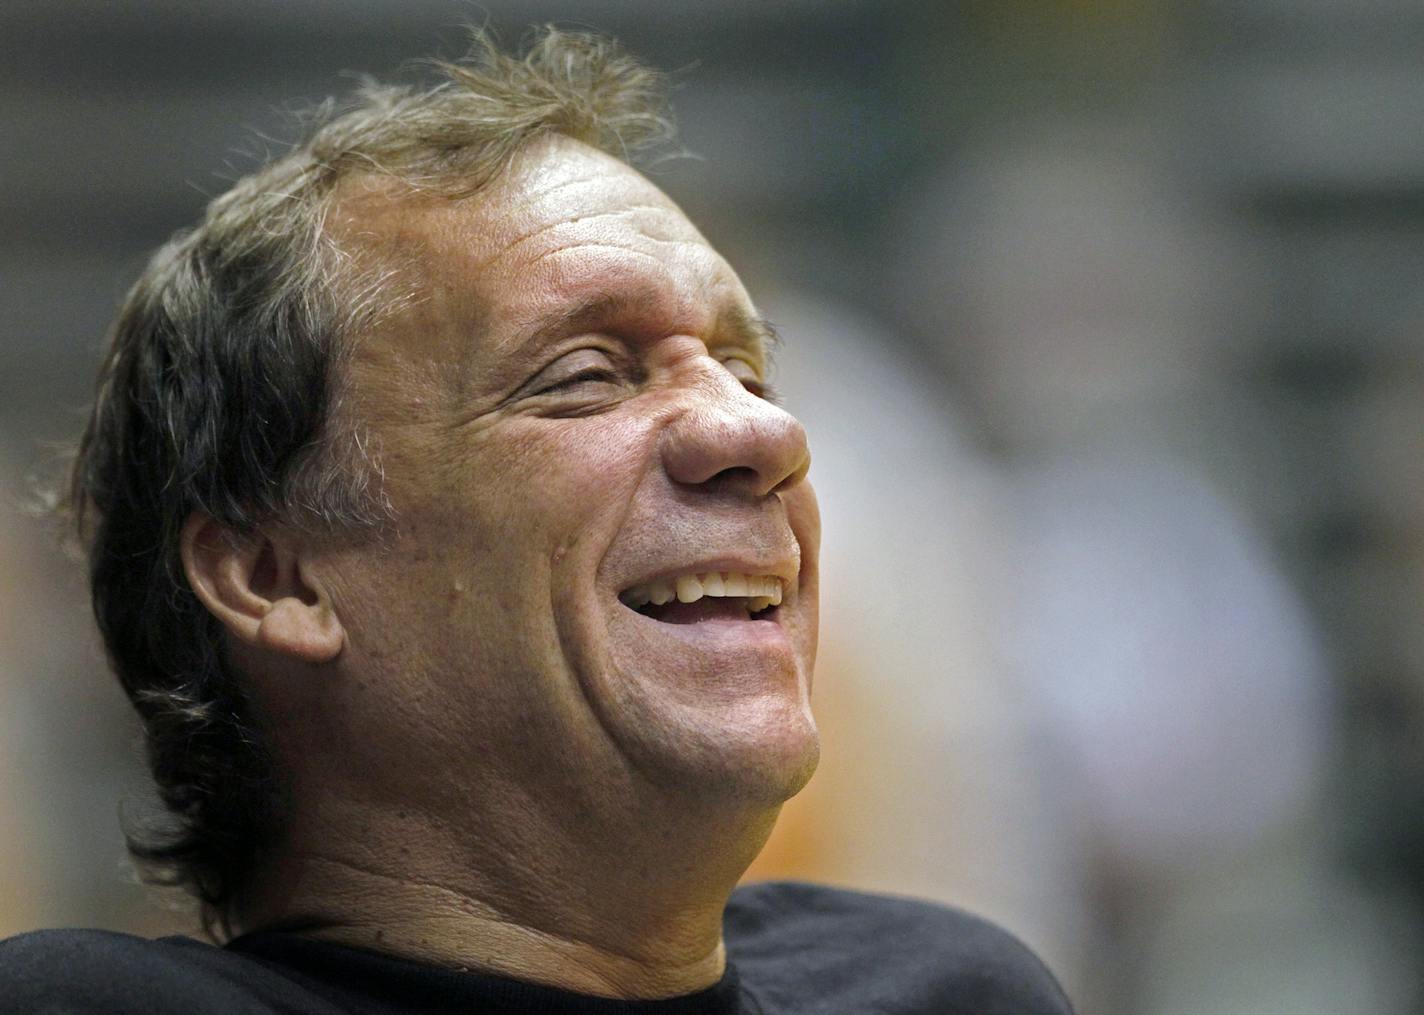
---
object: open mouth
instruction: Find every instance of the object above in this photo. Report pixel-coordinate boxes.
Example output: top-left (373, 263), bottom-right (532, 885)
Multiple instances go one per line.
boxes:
top-left (619, 571), bottom-right (783, 624)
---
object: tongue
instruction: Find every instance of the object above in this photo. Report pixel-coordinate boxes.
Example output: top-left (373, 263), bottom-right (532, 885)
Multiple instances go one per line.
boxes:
top-left (646, 598), bottom-right (753, 624)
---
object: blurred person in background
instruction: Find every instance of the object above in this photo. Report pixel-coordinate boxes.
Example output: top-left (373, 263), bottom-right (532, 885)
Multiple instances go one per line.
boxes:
top-left (895, 117), bottom-right (1418, 1014)
top-left (0, 29), bottom-right (1074, 1015)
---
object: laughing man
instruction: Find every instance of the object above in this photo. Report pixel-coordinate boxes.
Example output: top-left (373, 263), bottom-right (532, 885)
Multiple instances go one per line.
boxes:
top-left (1, 29), bottom-right (1073, 1015)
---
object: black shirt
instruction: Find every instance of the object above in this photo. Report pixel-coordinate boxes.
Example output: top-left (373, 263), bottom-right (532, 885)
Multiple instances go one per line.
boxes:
top-left (1, 881), bottom-right (1074, 1014)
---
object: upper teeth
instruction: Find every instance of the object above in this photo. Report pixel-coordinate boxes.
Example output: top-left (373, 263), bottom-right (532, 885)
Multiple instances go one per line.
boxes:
top-left (621, 571), bottom-right (784, 612)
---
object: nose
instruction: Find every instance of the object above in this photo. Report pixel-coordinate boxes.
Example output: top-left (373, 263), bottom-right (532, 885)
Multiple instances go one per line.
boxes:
top-left (660, 366), bottom-right (810, 497)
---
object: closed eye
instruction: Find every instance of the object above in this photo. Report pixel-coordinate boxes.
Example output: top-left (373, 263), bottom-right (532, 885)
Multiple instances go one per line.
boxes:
top-left (720, 357), bottom-right (780, 405)
top-left (534, 367), bottom-right (622, 396)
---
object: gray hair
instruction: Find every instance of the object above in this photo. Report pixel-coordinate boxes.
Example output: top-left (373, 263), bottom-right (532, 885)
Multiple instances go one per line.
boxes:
top-left (66, 26), bottom-right (674, 935)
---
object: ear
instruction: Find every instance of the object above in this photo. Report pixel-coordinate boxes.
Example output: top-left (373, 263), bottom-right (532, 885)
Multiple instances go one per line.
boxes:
top-left (180, 512), bottom-right (344, 664)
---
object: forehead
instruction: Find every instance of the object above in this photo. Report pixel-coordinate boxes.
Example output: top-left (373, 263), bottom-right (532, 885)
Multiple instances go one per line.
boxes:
top-left (327, 138), bottom-right (754, 373)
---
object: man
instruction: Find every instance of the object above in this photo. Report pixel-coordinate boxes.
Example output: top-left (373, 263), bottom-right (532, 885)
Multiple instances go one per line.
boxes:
top-left (2, 29), bottom-right (1073, 1014)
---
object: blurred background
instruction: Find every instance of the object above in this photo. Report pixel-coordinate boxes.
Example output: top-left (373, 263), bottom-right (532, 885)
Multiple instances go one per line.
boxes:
top-left (2, 1), bottom-right (1422, 1011)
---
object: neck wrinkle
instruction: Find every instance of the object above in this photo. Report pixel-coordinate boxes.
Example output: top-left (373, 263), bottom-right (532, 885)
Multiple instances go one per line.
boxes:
top-left (236, 849), bottom-right (736, 1000)
top-left (235, 741), bottom-right (783, 1000)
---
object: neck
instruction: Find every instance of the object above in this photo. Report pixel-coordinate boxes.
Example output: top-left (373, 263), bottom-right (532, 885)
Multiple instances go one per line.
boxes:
top-left (236, 791), bottom-right (780, 1000)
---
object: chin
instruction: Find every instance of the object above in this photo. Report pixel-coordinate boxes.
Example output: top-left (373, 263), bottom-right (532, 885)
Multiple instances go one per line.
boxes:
top-left (638, 693), bottom-right (822, 809)
top-left (561, 582), bottom-right (822, 808)
top-left (737, 707), bottom-right (821, 805)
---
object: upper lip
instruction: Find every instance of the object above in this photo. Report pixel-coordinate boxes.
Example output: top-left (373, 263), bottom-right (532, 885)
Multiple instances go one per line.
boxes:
top-left (616, 556), bottom-right (800, 595)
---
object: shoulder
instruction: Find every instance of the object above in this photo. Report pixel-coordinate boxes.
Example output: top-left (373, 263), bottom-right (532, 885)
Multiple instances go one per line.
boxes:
top-left (0, 928), bottom-right (322, 1015)
top-left (725, 881), bottom-right (1075, 1015)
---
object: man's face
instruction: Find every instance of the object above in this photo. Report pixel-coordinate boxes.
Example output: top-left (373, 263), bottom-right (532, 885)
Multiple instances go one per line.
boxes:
top-left (317, 137), bottom-right (820, 821)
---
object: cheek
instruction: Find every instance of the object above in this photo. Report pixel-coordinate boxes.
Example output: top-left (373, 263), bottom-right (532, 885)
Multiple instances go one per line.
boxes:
top-left (481, 415), bottom-right (655, 532)
top-left (387, 415), bottom-right (659, 592)
top-left (455, 414), bottom-right (650, 496)
top-left (783, 481), bottom-right (821, 663)
top-left (785, 482), bottom-right (821, 579)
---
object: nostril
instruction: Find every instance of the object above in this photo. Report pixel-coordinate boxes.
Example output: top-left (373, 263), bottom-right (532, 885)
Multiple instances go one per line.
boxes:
top-left (707, 465), bottom-right (759, 489)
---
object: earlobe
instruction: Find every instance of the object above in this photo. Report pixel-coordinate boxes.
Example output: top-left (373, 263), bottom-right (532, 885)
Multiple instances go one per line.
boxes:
top-left (256, 595), bottom-right (344, 664)
top-left (180, 512), bottom-right (345, 665)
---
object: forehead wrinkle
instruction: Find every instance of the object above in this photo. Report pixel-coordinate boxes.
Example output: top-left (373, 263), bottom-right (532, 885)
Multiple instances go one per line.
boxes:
top-left (527, 238), bottom-right (706, 270)
top-left (475, 202), bottom-right (686, 271)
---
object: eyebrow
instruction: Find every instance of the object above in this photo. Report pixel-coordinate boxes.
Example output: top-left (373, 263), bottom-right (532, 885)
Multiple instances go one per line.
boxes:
top-left (514, 291), bottom-right (660, 353)
top-left (722, 305), bottom-right (782, 356)
top-left (513, 291), bottom-right (782, 357)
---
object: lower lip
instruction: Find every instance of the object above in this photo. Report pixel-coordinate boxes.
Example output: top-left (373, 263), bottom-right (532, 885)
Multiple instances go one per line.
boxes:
top-left (622, 605), bottom-right (794, 652)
